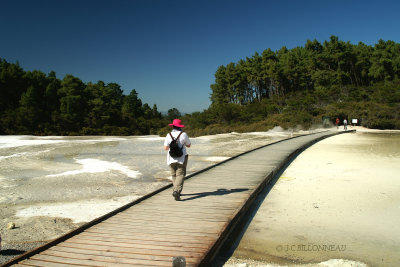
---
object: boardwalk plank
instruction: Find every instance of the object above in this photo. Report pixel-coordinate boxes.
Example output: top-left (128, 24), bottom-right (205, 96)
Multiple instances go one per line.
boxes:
top-left (75, 234), bottom-right (211, 248)
top-left (83, 229), bottom-right (216, 241)
top-left (18, 259), bottom-right (90, 267)
top-left (30, 254), bottom-right (143, 266)
top-left (57, 242), bottom-right (205, 258)
top-left (106, 217), bottom-right (226, 226)
top-left (112, 214), bottom-right (229, 222)
top-left (120, 209), bottom-right (235, 217)
top-left (94, 222), bottom-right (221, 233)
top-left (55, 242), bottom-right (203, 260)
top-left (78, 231), bottom-right (215, 244)
top-left (85, 226), bottom-right (221, 237)
top-left (64, 238), bottom-right (209, 253)
top-left (41, 250), bottom-right (173, 266)
top-left (99, 220), bottom-right (224, 231)
top-left (48, 246), bottom-right (200, 264)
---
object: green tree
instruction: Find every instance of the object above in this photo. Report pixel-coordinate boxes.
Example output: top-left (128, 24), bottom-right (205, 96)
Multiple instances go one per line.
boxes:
top-left (142, 103), bottom-right (152, 119)
top-left (0, 59), bottom-right (26, 112)
top-left (18, 86), bottom-right (40, 132)
top-left (58, 75), bottom-right (86, 132)
top-left (84, 81), bottom-right (124, 131)
top-left (369, 39), bottom-right (399, 82)
top-left (261, 48), bottom-right (280, 98)
top-left (152, 104), bottom-right (162, 119)
top-left (167, 108), bottom-right (181, 120)
top-left (210, 65), bottom-right (229, 105)
top-left (17, 70), bottom-right (49, 132)
top-left (122, 89), bottom-right (143, 119)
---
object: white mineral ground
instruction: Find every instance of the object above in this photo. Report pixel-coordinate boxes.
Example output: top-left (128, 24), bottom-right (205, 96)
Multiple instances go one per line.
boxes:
top-left (221, 127), bottom-right (400, 267)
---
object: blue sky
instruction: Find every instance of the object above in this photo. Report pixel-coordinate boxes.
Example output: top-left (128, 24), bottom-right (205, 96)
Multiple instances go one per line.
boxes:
top-left (1, 0), bottom-right (399, 113)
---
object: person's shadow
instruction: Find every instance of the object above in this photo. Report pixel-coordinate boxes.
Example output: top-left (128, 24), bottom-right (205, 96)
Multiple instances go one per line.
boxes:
top-left (180, 188), bottom-right (249, 201)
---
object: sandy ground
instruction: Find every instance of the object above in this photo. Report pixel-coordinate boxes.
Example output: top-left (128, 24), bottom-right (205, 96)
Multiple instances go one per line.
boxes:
top-left (221, 127), bottom-right (400, 267)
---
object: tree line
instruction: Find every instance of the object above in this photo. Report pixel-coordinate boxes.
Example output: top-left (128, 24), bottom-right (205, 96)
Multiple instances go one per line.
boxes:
top-left (210, 36), bottom-right (400, 105)
top-left (0, 59), bottom-right (179, 135)
top-left (198, 36), bottom-right (399, 132)
top-left (1, 36), bottom-right (399, 136)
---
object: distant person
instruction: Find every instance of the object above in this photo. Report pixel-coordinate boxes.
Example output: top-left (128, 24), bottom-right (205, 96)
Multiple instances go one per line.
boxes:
top-left (164, 119), bottom-right (191, 201)
top-left (336, 118), bottom-right (340, 129)
top-left (343, 119), bottom-right (348, 130)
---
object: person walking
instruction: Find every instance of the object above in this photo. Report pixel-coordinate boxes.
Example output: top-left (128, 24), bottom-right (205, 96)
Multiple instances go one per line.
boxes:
top-left (164, 119), bottom-right (191, 201)
top-left (343, 118), bottom-right (348, 130)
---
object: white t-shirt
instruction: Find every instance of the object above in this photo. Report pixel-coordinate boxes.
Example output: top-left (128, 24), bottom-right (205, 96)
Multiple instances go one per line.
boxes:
top-left (164, 129), bottom-right (191, 165)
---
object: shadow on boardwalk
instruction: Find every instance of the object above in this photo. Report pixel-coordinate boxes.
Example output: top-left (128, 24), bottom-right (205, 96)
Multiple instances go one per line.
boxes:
top-left (181, 188), bottom-right (249, 201)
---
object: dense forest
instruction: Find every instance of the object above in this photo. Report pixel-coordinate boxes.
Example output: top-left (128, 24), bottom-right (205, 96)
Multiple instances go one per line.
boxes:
top-left (0, 59), bottom-right (184, 135)
top-left (181, 36), bottom-right (400, 135)
top-left (1, 36), bottom-right (400, 136)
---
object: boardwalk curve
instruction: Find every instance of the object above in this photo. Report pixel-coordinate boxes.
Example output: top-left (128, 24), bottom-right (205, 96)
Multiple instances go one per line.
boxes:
top-left (2, 130), bottom-right (354, 267)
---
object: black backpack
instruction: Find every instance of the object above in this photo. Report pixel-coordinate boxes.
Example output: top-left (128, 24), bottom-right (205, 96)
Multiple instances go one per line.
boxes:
top-left (169, 132), bottom-right (184, 158)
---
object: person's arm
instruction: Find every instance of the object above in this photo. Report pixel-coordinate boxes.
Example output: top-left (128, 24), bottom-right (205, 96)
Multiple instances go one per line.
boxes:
top-left (164, 134), bottom-right (170, 151)
top-left (184, 132), bottom-right (191, 148)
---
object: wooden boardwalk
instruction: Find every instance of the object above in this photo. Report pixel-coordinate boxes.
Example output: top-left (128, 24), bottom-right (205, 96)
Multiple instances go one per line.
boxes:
top-left (3, 130), bottom-right (353, 267)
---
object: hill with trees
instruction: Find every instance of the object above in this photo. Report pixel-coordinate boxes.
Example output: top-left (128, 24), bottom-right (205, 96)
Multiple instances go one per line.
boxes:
top-left (0, 59), bottom-right (172, 135)
top-left (179, 36), bottom-right (400, 135)
top-left (1, 36), bottom-right (399, 136)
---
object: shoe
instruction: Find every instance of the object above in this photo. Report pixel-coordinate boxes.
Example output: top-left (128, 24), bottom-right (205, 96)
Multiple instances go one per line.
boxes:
top-left (173, 191), bottom-right (180, 201)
